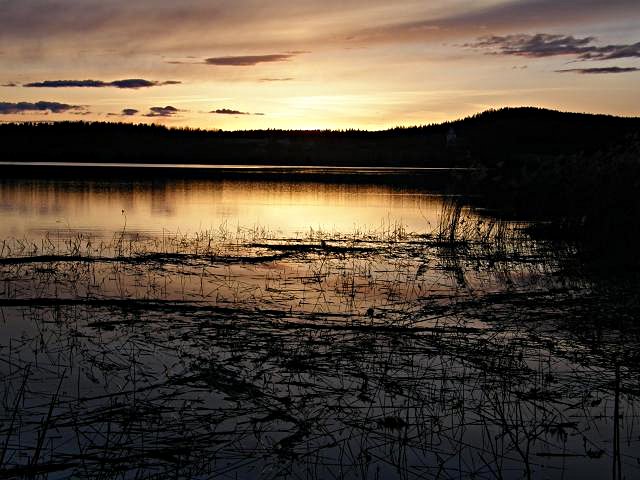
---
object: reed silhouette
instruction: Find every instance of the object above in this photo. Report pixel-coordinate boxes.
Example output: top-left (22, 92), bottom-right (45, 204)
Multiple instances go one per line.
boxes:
top-left (1, 214), bottom-right (639, 479)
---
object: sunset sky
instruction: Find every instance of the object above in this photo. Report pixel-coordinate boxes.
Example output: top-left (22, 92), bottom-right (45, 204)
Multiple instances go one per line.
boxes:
top-left (1, 0), bottom-right (639, 130)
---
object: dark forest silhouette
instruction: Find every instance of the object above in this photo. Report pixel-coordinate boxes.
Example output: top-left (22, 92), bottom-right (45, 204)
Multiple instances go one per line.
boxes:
top-left (2, 107), bottom-right (639, 167)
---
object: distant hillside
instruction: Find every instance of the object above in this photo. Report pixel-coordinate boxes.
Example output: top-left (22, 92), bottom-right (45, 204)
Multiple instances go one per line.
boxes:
top-left (1, 107), bottom-right (639, 166)
top-left (441, 107), bottom-right (640, 167)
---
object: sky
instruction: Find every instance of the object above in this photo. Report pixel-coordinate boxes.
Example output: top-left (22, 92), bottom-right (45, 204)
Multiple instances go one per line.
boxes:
top-left (0, 0), bottom-right (639, 130)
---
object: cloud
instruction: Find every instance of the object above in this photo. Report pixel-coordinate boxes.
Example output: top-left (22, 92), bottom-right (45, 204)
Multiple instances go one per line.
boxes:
top-left (168, 53), bottom-right (300, 66)
top-left (556, 66), bottom-right (640, 74)
top-left (144, 106), bottom-right (181, 117)
top-left (0, 101), bottom-right (84, 114)
top-left (108, 108), bottom-right (140, 116)
top-left (211, 108), bottom-right (250, 115)
top-left (260, 77), bottom-right (294, 82)
top-left (25, 80), bottom-right (106, 88)
top-left (210, 108), bottom-right (265, 116)
top-left (469, 34), bottom-right (640, 60)
top-left (2, 82), bottom-right (18, 87)
top-left (350, 0), bottom-right (640, 44)
top-left (204, 54), bottom-right (295, 66)
top-left (581, 43), bottom-right (640, 61)
top-left (1, 0), bottom-right (638, 59)
top-left (110, 79), bottom-right (181, 88)
top-left (0, 1), bottom-right (359, 55)
top-left (24, 79), bottom-right (182, 89)
top-left (470, 34), bottom-right (594, 58)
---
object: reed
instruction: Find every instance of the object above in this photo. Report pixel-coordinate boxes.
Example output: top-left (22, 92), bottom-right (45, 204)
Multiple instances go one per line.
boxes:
top-left (0, 210), bottom-right (638, 479)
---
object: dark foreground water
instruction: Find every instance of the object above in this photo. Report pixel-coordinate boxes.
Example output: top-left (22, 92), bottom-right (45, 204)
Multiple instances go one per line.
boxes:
top-left (0, 173), bottom-right (639, 479)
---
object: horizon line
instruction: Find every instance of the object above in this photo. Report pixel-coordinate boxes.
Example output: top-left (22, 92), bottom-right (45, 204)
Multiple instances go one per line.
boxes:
top-left (1, 106), bottom-right (638, 133)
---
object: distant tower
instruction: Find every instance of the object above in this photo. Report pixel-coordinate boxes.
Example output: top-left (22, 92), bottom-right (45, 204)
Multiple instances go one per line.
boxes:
top-left (446, 127), bottom-right (457, 147)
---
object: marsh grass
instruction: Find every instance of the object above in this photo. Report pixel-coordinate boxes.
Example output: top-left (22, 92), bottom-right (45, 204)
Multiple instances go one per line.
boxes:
top-left (462, 134), bottom-right (640, 268)
top-left (0, 209), bottom-right (639, 479)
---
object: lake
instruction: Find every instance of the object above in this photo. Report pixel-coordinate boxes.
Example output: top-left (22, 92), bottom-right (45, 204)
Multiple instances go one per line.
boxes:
top-left (0, 168), bottom-right (639, 480)
top-left (0, 174), bottom-right (451, 240)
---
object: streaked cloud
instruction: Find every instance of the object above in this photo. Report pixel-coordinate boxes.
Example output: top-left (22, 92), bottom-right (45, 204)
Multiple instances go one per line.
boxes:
top-left (0, 1), bottom-right (380, 52)
top-left (204, 54), bottom-right (296, 66)
top-left (260, 77), bottom-right (294, 82)
top-left (2, 0), bottom-right (638, 53)
top-left (556, 67), bottom-right (640, 74)
top-left (211, 108), bottom-right (249, 115)
top-left (470, 34), bottom-right (595, 58)
top-left (24, 79), bottom-right (181, 89)
top-left (168, 53), bottom-right (302, 67)
top-left (349, 0), bottom-right (640, 44)
top-left (210, 108), bottom-right (264, 115)
top-left (470, 34), bottom-right (640, 60)
top-left (0, 101), bottom-right (84, 114)
top-left (581, 42), bottom-right (640, 61)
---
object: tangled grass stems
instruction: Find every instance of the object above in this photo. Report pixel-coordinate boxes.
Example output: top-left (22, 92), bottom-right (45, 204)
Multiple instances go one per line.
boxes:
top-left (0, 206), bottom-right (638, 479)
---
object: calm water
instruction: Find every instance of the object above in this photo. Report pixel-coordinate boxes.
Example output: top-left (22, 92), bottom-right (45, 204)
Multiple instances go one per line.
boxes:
top-left (0, 176), bottom-right (449, 239)
top-left (1, 170), bottom-right (639, 480)
top-left (0, 161), bottom-right (470, 172)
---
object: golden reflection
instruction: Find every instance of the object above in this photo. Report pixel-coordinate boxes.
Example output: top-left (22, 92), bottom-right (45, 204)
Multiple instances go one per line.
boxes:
top-left (0, 179), bottom-right (446, 240)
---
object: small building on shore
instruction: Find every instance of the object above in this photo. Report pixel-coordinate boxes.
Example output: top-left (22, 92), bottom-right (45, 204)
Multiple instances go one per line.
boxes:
top-left (446, 127), bottom-right (457, 147)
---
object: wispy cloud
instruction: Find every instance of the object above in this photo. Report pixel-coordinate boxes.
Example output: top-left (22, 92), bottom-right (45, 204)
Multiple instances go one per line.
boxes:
top-left (556, 66), bottom-right (640, 74)
top-left (108, 108), bottom-right (140, 116)
top-left (169, 53), bottom-right (302, 67)
top-left (211, 108), bottom-right (250, 115)
top-left (143, 106), bottom-right (181, 117)
top-left (260, 77), bottom-right (294, 82)
top-left (112, 79), bottom-right (180, 88)
top-left (1, 0), bottom-right (638, 58)
top-left (204, 54), bottom-right (295, 66)
top-left (350, 0), bottom-right (640, 44)
top-left (24, 79), bottom-right (181, 89)
top-left (470, 34), bottom-right (594, 58)
top-left (210, 108), bottom-right (264, 116)
top-left (469, 34), bottom-right (640, 60)
top-left (0, 101), bottom-right (84, 114)
top-left (581, 43), bottom-right (640, 61)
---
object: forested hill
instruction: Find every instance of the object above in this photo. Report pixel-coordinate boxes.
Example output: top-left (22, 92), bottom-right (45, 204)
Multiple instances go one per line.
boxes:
top-left (1, 107), bottom-right (639, 167)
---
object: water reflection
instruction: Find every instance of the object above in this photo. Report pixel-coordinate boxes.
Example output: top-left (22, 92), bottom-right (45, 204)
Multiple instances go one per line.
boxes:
top-left (1, 175), bottom-right (639, 479)
top-left (0, 178), bottom-right (446, 239)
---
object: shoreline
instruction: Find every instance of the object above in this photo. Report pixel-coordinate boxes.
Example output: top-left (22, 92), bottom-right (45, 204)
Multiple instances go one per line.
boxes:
top-left (0, 163), bottom-right (474, 187)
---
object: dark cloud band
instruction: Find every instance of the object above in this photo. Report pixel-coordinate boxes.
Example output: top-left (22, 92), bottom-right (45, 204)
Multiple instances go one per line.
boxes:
top-left (556, 67), bottom-right (640, 74)
top-left (0, 101), bottom-right (83, 114)
top-left (211, 108), bottom-right (249, 115)
top-left (204, 54), bottom-right (294, 66)
top-left (259, 77), bottom-right (294, 82)
top-left (210, 108), bottom-right (264, 116)
top-left (469, 34), bottom-right (640, 61)
top-left (144, 106), bottom-right (181, 117)
top-left (24, 79), bottom-right (181, 89)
